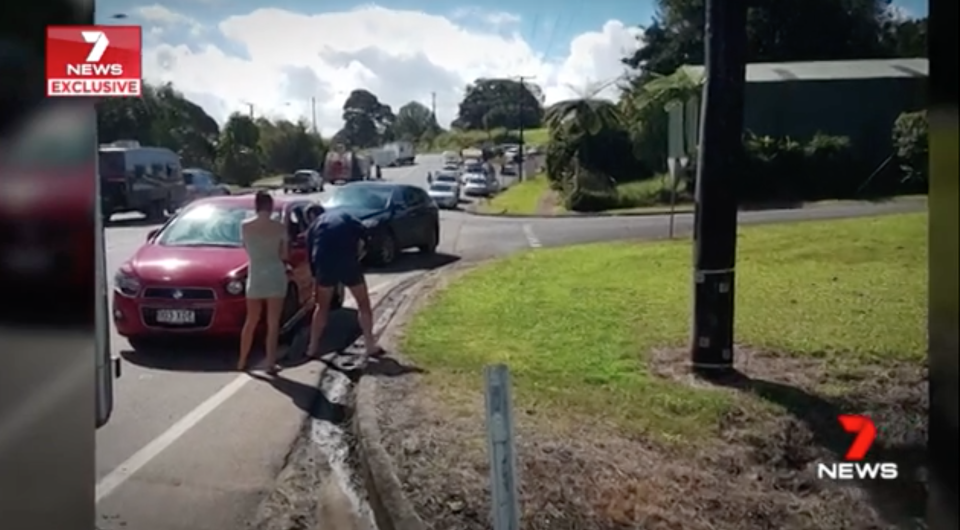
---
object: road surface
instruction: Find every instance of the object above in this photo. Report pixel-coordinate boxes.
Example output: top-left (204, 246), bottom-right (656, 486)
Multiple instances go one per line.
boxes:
top-left (95, 153), bottom-right (925, 529)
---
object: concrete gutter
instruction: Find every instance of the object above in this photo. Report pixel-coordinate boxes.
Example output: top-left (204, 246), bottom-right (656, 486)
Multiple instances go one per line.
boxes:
top-left (352, 277), bottom-right (435, 530)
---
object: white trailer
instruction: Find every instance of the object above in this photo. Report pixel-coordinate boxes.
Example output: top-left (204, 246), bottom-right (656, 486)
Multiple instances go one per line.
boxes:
top-left (383, 141), bottom-right (416, 166)
top-left (369, 147), bottom-right (398, 168)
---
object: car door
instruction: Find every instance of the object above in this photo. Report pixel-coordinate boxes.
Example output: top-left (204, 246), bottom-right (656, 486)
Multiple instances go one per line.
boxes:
top-left (402, 186), bottom-right (434, 245)
top-left (283, 202), bottom-right (314, 311)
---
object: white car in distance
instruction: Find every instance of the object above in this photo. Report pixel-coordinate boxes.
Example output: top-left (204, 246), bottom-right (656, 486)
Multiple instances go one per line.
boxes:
top-left (462, 174), bottom-right (492, 197)
top-left (428, 182), bottom-right (459, 209)
top-left (432, 172), bottom-right (460, 193)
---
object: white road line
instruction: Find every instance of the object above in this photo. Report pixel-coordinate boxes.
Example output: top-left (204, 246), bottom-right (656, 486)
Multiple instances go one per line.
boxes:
top-left (95, 277), bottom-right (403, 503)
top-left (95, 374), bottom-right (251, 502)
top-left (522, 224), bottom-right (542, 248)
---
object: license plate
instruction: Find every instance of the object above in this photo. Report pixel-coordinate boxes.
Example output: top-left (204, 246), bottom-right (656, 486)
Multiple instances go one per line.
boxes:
top-left (156, 309), bottom-right (196, 324)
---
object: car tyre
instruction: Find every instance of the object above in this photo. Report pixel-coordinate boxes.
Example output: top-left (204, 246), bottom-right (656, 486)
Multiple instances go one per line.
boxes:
top-left (146, 201), bottom-right (165, 222)
top-left (418, 225), bottom-right (438, 254)
top-left (375, 231), bottom-right (398, 266)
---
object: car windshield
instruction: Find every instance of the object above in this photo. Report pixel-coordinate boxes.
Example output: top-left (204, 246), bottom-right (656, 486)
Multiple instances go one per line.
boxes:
top-left (431, 183), bottom-right (455, 192)
top-left (435, 174), bottom-right (457, 182)
top-left (467, 176), bottom-right (486, 184)
top-left (322, 185), bottom-right (392, 210)
top-left (156, 203), bottom-right (276, 247)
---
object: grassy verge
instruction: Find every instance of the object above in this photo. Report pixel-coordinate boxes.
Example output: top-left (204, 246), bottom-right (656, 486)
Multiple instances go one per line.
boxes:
top-left (251, 175), bottom-right (284, 188)
top-left (401, 213), bottom-right (927, 441)
top-left (479, 175), bottom-right (551, 214)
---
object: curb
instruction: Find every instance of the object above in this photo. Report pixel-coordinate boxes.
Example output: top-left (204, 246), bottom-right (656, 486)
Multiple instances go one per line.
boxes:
top-left (462, 195), bottom-right (929, 219)
top-left (352, 272), bottom-right (455, 530)
top-left (463, 204), bottom-right (695, 219)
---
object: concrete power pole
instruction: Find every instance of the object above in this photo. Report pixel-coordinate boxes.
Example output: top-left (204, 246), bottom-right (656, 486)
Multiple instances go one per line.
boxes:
top-left (515, 75), bottom-right (536, 182)
top-left (689, 0), bottom-right (749, 374)
top-left (311, 96), bottom-right (318, 135)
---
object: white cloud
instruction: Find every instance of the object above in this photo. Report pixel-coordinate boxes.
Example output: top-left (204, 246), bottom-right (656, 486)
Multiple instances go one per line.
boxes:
top-left (136, 5), bottom-right (203, 35)
top-left (140, 6), bottom-right (642, 136)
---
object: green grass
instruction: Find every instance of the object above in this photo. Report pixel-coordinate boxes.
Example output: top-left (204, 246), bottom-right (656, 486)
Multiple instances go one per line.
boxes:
top-left (520, 127), bottom-right (550, 147)
top-left (481, 175), bottom-right (551, 214)
top-left (401, 213), bottom-right (927, 441)
top-left (252, 174), bottom-right (284, 188)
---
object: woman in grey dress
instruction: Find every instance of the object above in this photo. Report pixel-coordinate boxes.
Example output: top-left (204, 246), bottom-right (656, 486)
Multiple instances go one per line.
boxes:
top-left (237, 191), bottom-right (289, 373)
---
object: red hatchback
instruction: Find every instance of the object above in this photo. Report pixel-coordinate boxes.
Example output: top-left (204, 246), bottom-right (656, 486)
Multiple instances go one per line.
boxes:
top-left (112, 194), bottom-right (342, 346)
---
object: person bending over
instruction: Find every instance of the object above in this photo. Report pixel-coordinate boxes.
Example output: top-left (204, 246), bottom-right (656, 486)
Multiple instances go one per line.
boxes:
top-left (304, 205), bottom-right (382, 358)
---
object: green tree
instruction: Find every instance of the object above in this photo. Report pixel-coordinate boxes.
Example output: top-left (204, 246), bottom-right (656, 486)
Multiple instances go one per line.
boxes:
top-left (393, 101), bottom-right (438, 143)
top-left (96, 83), bottom-right (219, 168)
top-left (335, 89), bottom-right (395, 148)
top-left (623, 0), bottom-right (904, 83)
top-left (454, 78), bottom-right (543, 130)
top-left (258, 118), bottom-right (326, 174)
top-left (216, 113), bottom-right (262, 186)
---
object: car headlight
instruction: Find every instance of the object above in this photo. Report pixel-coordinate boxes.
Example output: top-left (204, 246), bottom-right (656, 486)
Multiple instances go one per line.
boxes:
top-left (225, 279), bottom-right (245, 295)
top-left (114, 269), bottom-right (141, 297)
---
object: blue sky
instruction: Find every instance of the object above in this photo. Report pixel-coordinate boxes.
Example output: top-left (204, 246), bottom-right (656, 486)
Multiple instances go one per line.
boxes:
top-left (96, 0), bottom-right (927, 133)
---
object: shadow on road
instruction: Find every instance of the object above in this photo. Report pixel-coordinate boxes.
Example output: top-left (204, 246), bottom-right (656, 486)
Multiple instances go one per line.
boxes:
top-left (366, 251), bottom-right (459, 274)
top-left (120, 308), bottom-right (361, 372)
top-left (705, 369), bottom-right (926, 528)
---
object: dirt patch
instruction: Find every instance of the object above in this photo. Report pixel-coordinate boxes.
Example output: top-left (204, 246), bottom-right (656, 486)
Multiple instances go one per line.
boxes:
top-left (536, 188), bottom-right (561, 215)
top-left (369, 278), bottom-right (928, 530)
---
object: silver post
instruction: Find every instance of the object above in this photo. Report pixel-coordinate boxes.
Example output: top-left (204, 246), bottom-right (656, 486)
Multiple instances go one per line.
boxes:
top-left (484, 364), bottom-right (520, 530)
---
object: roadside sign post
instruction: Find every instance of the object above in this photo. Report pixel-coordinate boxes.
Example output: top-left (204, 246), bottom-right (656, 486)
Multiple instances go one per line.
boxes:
top-left (484, 364), bottom-right (520, 530)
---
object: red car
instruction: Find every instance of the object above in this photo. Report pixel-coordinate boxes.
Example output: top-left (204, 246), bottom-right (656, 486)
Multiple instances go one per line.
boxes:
top-left (112, 194), bottom-right (342, 347)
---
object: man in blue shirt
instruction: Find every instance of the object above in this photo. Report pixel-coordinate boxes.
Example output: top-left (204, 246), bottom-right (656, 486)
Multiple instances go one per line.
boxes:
top-left (304, 205), bottom-right (382, 358)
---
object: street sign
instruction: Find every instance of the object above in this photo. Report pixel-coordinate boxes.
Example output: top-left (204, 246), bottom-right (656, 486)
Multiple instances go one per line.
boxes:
top-left (484, 364), bottom-right (520, 530)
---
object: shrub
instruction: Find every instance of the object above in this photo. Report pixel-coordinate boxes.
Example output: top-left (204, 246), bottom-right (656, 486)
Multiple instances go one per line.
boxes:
top-left (564, 187), bottom-right (621, 212)
top-left (892, 110), bottom-right (928, 189)
top-left (740, 132), bottom-right (857, 203)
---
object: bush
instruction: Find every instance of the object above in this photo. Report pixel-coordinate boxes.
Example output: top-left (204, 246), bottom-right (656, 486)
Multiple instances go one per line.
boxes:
top-left (563, 187), bottom-right (621, 212)
top-left (892, 110), bottom-right (928, 189)
top-left (740, 132), bottom-right (859, 203)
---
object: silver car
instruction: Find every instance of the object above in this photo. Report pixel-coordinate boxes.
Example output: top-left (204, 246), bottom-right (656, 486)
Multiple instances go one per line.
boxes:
top-left (462, 174), bottom-right (491, 197)
top-left (428, 182), bottom-right (459, 209)
top-left (183, 168), bottom-right (230, 203)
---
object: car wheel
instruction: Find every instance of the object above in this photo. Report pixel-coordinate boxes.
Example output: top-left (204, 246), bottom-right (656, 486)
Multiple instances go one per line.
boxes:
top-left (418, 225), bottom-right (438, 254)
top-left (375, 231), bottom-right (398, 265)
top-left (146, 201), bottom-right (165, 222)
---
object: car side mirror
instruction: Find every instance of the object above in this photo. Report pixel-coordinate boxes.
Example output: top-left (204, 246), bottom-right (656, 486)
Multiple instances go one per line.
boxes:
top-left (146, 228), bottom-right (159, 241)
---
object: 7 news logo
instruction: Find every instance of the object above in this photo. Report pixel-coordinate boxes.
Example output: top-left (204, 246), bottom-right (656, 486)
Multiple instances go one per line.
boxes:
top-left (46, 25), bottom-right (142, 97)
top-left (816, 414), bottom-right (899, 480)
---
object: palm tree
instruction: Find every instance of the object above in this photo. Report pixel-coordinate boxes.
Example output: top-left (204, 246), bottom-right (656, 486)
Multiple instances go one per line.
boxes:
top-left (543, 80), bottom-right (628, 192)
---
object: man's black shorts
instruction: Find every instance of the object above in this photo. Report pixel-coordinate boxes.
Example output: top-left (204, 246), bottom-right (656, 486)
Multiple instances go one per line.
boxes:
top-left (312, 259), bottom-right (364, 288)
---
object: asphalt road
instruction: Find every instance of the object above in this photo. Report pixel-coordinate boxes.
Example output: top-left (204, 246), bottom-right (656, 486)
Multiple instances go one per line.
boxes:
top-left (95, 153), bottom-right (925, 529)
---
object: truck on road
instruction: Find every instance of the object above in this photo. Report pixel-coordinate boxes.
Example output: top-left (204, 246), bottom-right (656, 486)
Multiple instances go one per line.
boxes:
top-left (99, 140), bottom-right (186, 222)
top-left (382, 141), bottom-right (416, 166)
top-left (323, 147), bottom-right (373, 184)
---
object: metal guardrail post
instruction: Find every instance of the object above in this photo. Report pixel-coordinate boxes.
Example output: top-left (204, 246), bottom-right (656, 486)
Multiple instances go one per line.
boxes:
top-left (484, 364), bottom-right (520, 530)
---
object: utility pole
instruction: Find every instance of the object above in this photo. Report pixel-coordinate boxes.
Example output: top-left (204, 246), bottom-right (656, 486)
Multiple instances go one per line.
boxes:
top-left (311, 96), bottom-right (318, 135)
top-left (689, 0), bottom-right (748, 374)
top-left (430, 91), bottom-right (437, 120)
top-left (242, 102), bottom-right (254, 119)
top-left (515, 75), bottom-right (535, 182)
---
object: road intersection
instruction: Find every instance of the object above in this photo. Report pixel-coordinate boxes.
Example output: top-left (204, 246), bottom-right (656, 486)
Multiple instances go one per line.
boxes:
top-left (96, 154), bottom-right (925, 529)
